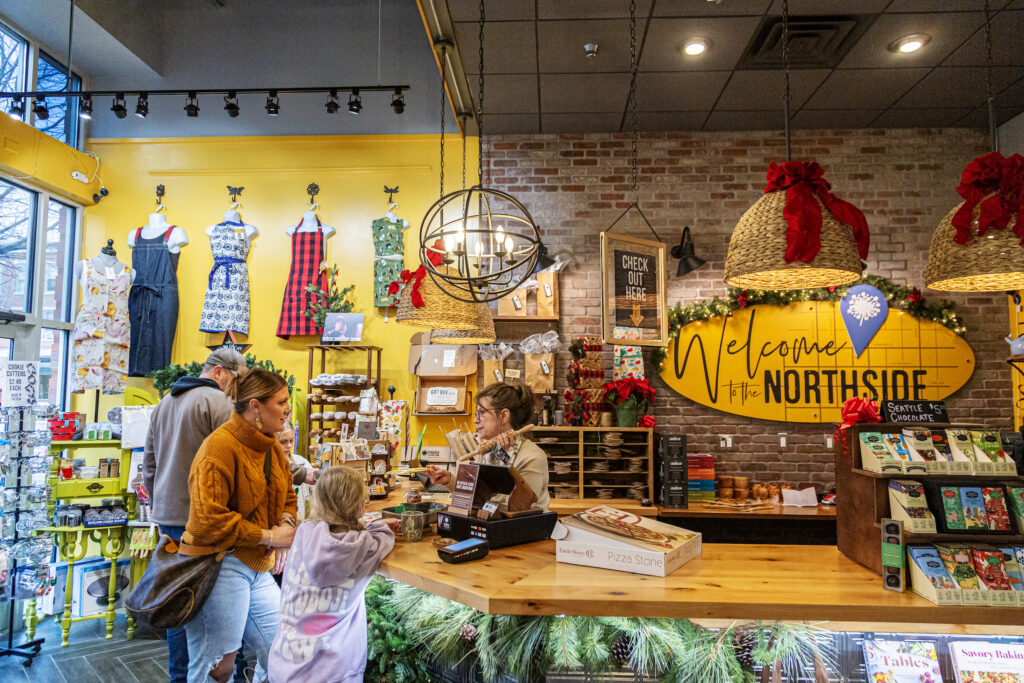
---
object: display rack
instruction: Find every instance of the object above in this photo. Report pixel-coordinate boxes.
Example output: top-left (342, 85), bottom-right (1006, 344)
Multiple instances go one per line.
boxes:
top-left (304, 345), bottom-right (382, 456)
top-left (532, 426), bottom-right (653, 507)
top-left (835, 421), bottom-right (1023, 574)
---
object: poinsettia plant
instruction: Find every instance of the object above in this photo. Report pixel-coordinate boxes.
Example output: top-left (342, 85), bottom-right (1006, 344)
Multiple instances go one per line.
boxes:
top-left (602, 378), bottom-right (655, 409)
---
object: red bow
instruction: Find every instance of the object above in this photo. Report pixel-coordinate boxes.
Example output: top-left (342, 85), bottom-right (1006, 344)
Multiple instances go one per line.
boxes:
top-left (833, 396), bottom-right (881, 461)
top-left (638, 414), bottom-right (656, 429)
top-left (386, 239), bottom-right (446, 308)
top-left (764, 161), bottom-right (870, 263)
top-left (951, 151), bottom-right (1024, 245)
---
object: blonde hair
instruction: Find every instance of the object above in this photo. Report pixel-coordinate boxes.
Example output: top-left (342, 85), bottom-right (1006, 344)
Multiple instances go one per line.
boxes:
top-left (232, 368), bottom-right (288, 413)
top-left (308, 467), bottom-right (365, 532)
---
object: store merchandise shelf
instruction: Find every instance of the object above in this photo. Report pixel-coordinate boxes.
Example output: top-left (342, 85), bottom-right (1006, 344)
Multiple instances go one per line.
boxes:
top-left (850, 467), bottom-right (1021, 481)
top-left (871, 521), bottom-right (1024, 544)
top-left (49, 440), bottom-right (122, 450)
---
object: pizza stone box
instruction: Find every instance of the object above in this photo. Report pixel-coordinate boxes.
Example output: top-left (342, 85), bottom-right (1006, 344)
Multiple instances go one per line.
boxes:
top-left (552, 506), bottom-right (701, 577)
top-left (408, 333), bottom-right (477, 414)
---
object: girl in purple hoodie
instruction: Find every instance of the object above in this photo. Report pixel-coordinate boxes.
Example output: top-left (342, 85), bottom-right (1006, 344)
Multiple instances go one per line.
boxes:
top-left (268, 466), bottom-right (395, 682)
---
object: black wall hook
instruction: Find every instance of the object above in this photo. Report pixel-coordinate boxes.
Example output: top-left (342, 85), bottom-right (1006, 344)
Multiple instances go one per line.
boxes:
top-left (384, 185), bottom-right (399, 203)
top-left (227, 185), bottom-right (244, 202)
top-left (307, 182), bottom-right (320, 204)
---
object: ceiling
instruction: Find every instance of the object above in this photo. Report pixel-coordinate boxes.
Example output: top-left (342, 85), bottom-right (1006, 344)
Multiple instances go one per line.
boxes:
top-left (440, 0), bottom-right (1024, 134)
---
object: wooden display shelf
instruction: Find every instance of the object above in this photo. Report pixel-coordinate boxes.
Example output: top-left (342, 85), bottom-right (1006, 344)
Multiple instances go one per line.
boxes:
top-left (533, 426), bottom-right (654, 503)
top-left (661, 503), bottom-right (837, 520)
top-left (851, 467), bottom-right (1022, 481)
top-left (304, 344), bottom-right (382, 455)
top-left (870, 521), bottom-right (1024, 544)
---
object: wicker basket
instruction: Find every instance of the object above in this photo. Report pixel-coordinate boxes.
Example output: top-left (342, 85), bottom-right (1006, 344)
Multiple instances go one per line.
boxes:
top-left (924, 200), bottom-right (1024, 291)
top-left (395, 274), bottom-right (478, 330)
top-left (430, 304), bottom-right (496, 344)
top-left (724, 190), bottom-right (863, 289)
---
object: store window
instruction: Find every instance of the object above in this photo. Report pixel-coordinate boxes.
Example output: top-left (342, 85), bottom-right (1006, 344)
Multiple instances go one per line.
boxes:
top-left (0, 22), bottom-right (26, 118)
top-left (0, 338), bottom-right (12, 360)
top-left (43, 199), bottom-right (75, 321)
top-left (37, 327), bottom-right (66, 404)
top-left (0, 177), bottom-right (36, 313)
top-left (33, 51), bottom-right (80, 146)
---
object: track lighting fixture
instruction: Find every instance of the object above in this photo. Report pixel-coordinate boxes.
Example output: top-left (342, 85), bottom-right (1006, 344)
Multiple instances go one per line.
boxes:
top-left (348, 89), bottom-right (362, 115)
top-left (32, 97), bottom-right (49, 121)
top-left (8, 97), bottom-right (25, 121)
top-left (223, 91), bottom-right (239, 117)
top-left (391, 88), bottom-right (405, 114)
top-left (325, 89), bottom-right (340, 114)
top-left (79, 95), bottom-right (92, 119)
top-left (184, 91), bottom-right (199, 117)
top-left (110, 93), bottom-right (127, 119)
top-left (265, 90), bottom-right (280, 116)
top-left (134, 93), bottom-right (149, 118)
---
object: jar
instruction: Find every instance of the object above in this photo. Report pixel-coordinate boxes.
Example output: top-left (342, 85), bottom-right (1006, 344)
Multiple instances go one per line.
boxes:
top-left (405, 487), bottom-right (422, 505)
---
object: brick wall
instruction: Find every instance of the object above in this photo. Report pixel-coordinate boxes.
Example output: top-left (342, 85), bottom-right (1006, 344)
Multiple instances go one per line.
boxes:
top-left (487, 128), bottom-right (1011, 490)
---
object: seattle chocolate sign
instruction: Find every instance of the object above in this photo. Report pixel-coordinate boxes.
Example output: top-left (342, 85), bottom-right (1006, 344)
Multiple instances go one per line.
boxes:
top-left (659, 302), bottom-right (974, 423)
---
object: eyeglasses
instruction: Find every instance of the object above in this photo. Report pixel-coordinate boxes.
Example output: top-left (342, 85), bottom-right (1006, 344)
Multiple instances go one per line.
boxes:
top-left (475, 407), bottom-right (498, 417)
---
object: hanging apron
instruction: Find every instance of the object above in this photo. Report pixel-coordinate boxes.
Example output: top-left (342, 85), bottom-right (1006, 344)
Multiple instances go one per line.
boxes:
top-left (277, 219), bottom-right (326, 338)
top-left (128, 226), bottom-right (179, 376)
top-left (200, 220), bottom-right (251, 335)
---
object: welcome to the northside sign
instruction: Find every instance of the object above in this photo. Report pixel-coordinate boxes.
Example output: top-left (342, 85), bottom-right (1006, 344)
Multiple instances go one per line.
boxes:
top-left (659, 301), bottom-right (974, 423)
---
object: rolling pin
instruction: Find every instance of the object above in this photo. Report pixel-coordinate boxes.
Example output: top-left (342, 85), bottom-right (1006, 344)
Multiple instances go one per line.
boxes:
top-left (457, 424), bottom-right (535, 462)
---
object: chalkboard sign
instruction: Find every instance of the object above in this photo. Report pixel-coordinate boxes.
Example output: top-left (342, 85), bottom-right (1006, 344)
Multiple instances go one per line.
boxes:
top-left (881, 399), bottom-right (949, 424)
top-left (600, 232), bottom-right (667, 347)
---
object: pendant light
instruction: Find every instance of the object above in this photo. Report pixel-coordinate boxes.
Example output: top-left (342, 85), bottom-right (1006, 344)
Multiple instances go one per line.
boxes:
top-left (924, 0), bottom-right (1024, 292)
top-left (723, 0), bottom-right (868, 290)
top-left (417, 1), bottom-right (542, 304)
top-left (431, 114), bottom-right (497, 344)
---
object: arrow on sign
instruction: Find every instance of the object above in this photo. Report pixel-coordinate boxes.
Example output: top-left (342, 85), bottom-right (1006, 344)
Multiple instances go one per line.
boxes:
top-left (630, 304), bottom-right (644, 327)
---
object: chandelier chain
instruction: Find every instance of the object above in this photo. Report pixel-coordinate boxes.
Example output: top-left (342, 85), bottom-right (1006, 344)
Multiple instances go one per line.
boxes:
top-left (461, 115), bottom-right (467, 189)
top-left (628, 0), bottom-right (639, 200)
top-left (984, 0), bottom-right (996, 150)
top-left (439, 44), bottom-right (446, 200)
top-left (478, 0), bottom-right (486, 186)
top-left (782, 0), bottom-right (792, 161)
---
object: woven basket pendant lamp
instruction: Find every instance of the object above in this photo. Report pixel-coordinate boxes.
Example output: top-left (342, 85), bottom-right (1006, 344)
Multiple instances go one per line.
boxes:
top-left (923, 3), bottom-right (1024, 291)
top-left (394, 267), bottom-right (478, 330)
top-left (723, 0), bottom-right (867, 290)
top-left (430, 303), bottom-right (495, 344)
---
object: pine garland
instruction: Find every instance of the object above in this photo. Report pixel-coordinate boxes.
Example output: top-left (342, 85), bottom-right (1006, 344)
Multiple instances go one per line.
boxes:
top-left (649, 275), bottom-right (966, 371)
top-left (369, 577), bottom-right (837, 683)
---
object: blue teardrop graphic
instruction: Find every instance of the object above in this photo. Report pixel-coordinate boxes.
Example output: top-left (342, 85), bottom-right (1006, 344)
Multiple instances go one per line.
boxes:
top-left (840, 284), bottom-right (888, 357)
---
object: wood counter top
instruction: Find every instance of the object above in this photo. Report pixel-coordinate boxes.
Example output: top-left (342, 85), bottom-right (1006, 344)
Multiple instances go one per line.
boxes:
top-left (376, 537), bottom-right (1022, 634)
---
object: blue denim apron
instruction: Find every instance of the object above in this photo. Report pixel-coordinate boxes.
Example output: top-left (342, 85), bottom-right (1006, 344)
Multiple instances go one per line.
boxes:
top-left (128, 227), bottom-right (180, 376)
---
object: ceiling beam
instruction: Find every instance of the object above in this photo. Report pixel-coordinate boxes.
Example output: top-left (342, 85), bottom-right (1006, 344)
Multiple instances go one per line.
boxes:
top-left (417, 0), bottom-right (475, 135)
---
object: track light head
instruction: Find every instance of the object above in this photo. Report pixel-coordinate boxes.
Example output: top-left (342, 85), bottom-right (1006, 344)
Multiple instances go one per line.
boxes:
top-left (265, 90), bottom-right (280, 116)
top-left (223, 91), bottom-right (239, 118)
top-left (325, 89), bottom-right (340, 114)
top-left (185, 91), bottom-right (199, 117)
top-left (8, 97), bottom-right (25, 121)
top-left (391, 88), bottom-right (405, 114)
top-left (79, 95), bottom-right (93, 119)
top-left (348, 89), bottom-right (361, 115)
top-left (32, 97), bottom-right (49, 121)
top-left (134, 93), bottom-right (149, 118)
top-left (110, 93), bottom-right (127, 119)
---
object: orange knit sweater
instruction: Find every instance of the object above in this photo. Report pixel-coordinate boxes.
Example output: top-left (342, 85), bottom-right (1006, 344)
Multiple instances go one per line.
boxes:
top-left (184, 412), bottom-right (297, 573)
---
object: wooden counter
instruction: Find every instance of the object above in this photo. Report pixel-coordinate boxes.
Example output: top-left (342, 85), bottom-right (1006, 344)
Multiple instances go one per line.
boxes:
top-left (661, 502), bottom-right (836, 519)
top-left (376, 537), bottom-right (1023, 634)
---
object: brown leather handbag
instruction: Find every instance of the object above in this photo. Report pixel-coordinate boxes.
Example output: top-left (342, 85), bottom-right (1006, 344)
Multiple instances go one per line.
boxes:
top-left (126, 450), bottom-right (272, 629)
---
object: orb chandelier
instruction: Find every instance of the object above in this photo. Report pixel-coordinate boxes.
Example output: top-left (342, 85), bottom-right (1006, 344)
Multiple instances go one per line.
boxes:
top-left (418, 0), bottom-right (540, 304)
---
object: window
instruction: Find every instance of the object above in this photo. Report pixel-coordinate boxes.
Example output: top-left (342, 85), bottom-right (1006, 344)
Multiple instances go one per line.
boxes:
top-left (0, 178), bottom-right (36, 313)
top-left (43, 199), bottom-right (76, 321)
top-left (33, 51), bottom-right (80, 146)
top-left (38, 327), bottom-right (66, 404)
top-left (0, 23), bottom-right (26, 118)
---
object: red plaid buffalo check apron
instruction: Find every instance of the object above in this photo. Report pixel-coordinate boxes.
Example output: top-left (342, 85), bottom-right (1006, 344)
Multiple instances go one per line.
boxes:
top-left (276, 219), bottom-right (326, 338)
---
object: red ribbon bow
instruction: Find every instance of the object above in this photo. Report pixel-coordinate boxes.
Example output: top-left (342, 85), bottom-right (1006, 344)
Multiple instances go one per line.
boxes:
top-left (386, 239), bottom-right (446, 308)
top-left (638, 414), bottom-right (656, 429)
top-left (833, 396), bottom-right (881, 461)
top-left (764, 161), bottom-right (870, 264)
top-left (951, 151), bottom-right (1024, 245)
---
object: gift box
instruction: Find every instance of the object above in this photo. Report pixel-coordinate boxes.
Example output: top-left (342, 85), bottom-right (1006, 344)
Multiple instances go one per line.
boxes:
top-left (613, 345), bottom-right (645, 381)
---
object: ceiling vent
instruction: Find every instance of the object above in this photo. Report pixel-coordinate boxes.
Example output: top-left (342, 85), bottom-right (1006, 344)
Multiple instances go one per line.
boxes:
top-left (737, 15), bottom-right (869, 70)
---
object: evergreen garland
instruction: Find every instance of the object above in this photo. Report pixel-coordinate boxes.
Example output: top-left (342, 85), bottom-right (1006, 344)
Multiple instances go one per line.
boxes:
top-left (148, 354), bottom-right (297, 396)
top-left (649, 275), bottom-right (966, 371)
top-left (368, 577), bottom-right (837, 683)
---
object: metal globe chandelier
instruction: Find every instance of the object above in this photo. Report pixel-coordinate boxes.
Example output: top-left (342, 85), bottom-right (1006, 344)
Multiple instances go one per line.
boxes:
top-left (418, 0), bottom-right (540, 304)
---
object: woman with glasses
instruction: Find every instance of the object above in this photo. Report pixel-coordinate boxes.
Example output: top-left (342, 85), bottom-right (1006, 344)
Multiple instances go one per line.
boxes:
top-left (426, 382), bottom-right (550, 511)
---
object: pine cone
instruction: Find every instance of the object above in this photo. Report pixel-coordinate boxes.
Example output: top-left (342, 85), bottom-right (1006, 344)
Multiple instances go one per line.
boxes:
top-left (732, 627), bottom-right (757, 670)
top-left (610, 633), bottom-right (632, 668)
top-left (460, 624), bottom-right (478, 643)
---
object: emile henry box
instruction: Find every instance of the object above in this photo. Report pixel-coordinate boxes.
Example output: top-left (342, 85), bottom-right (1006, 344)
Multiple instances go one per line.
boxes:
top-left (552, 506), bottom-right (701, 577)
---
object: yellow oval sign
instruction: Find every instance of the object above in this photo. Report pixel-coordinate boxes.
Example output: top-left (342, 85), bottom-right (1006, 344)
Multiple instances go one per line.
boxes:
top-left (659, 302), bottom-right (974, 423)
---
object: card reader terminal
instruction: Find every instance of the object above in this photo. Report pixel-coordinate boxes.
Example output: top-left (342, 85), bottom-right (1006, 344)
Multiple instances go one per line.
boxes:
top-left (437, 537), bottom-right (490, 564)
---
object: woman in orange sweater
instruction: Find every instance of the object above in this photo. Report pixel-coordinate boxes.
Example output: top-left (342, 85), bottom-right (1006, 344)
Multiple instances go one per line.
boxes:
top-left (181, 368), bottom-right (298, 683)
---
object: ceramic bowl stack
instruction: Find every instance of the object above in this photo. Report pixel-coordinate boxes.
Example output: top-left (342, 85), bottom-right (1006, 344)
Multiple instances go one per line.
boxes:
top-left (309, 373), bottom-right (369, 388)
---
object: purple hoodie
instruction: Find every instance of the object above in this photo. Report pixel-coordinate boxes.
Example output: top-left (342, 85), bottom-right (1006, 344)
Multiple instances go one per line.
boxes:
top-left (268, 520), bottom-right (395, 683)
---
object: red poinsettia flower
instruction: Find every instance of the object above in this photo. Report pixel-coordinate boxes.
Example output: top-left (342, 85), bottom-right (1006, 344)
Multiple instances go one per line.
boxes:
top-left (736, 290), bottom-right (748, 308)
top-left (827, 286), bottom-right (837, 293)
top-left (906, 287), bottom-right (923, 305)
top-left (602, 378), bottom-right (655, 405)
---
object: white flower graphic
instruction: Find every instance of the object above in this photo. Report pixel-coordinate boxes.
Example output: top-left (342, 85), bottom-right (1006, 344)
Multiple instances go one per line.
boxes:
top-left (846, 291), bottom-right (882, 326)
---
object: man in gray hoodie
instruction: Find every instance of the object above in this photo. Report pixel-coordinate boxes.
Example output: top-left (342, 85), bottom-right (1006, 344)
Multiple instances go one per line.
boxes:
top-left (142, 347), bottom-right (246, 683)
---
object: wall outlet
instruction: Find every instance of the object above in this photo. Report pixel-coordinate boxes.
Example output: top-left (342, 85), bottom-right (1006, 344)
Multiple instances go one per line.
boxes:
top-left (778, 433), bottom-right (787, 448)
top-left (825, 434), bottom-right (835, 448)
top-left (718, 435), bottom-right (733, 449)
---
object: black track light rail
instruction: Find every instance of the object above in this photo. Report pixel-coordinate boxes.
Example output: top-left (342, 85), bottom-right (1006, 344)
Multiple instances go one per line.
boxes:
top-left (1, 85), bottom-right (410, 99)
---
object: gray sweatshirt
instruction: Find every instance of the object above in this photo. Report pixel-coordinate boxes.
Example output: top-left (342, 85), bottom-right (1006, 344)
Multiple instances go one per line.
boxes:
top-left (142, 377), bottom-right (233, 526)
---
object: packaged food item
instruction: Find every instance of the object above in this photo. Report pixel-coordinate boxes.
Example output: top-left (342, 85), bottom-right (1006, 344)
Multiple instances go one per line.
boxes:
top-left (944, 429), bottom-right (977, 462)
top-left (998, 547), bottom-right (1024, 593)
top-left (859, 432), bottom-right (900, 473)
top-left (907, 545), bottom-right (958, 590)
top-left (970, 430), bottom-right (1006, 463)
top-left (958, 487), bottom-right (989, 530)
top-left (940, 487), bottom-right (967, 530)
top-left (934, 544), bottom-right (979, 589)
top-left (981, 487), bottom-right (1011, 531)
top-left (1007, 487), bottom-right (1024, 529)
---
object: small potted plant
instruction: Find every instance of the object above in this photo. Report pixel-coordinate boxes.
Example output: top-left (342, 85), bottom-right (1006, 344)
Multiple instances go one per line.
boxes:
top-left (304, 265), bottom-right (356, 330)
top-left (602, 378), bottom-right (655, 428)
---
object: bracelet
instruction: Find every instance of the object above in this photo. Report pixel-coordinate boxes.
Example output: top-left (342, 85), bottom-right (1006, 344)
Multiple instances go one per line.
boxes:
top-left (268, 529), bottom-right (274, 547)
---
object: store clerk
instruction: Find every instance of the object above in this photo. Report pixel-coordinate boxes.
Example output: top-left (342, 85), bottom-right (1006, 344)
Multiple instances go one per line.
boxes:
top-left (426, 382), bottom-right (550, 511)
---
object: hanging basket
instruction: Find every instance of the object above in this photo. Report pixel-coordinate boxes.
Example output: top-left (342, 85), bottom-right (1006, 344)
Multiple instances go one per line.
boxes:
top-left (724, 190), bottom-right (863, 289)
top-left (924, 199), bottom-right (1024, 291)
top-left (395, 273), bottom-right (478, 330)
top-left (430, 304), bottom-right (496, 344)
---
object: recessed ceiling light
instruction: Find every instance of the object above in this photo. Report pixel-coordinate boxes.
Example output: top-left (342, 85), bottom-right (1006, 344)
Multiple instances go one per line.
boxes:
top-left (889, 33), bottom-right (931, 54)
top-left (684, 38), bottom-right (708, 56)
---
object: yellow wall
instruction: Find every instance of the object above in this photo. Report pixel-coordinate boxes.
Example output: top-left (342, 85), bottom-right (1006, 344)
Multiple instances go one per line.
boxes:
top-left (81, 134), bottom-right (479, 450)
top-left (0, 115), bottom-right (102, 204)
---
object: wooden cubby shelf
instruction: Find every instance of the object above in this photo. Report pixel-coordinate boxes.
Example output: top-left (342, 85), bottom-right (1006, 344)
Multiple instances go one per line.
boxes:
top-left (534, 426), bottom-right (653, 503)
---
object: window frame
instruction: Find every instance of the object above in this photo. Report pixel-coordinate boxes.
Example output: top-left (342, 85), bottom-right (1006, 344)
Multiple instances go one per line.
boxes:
top-left (0, 20), bottom-right (29, 114)
top-left (33, 48), bottom-right (81, 147)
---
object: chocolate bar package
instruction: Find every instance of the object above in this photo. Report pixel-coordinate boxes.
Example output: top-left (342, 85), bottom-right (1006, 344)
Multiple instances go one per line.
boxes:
top-left (907, 546), bottom-right (958, 590)
top-left (929, 431), bottom-right (953, 459)
top-left (902, 428), bottom-right (937, 461)
top-left (998, 547), bottom-right (1024, 593)
top-left (959, 487), bottom-right (989, 530)
top-left (944, 429), bottom-right (977, 462)
top-left (940, 487), bottom-right (967, 530)
top-left (1008, 487), bottom-right (1024, 529)
top-left (981, 487), bottom-right (1012, 531)
top-left (971, 547), bottom-right (1012, 594)
top-left (859, 432), bottom-right (900, 472)
top-left (934, 544), bottom-right (980, 589)
top-left (884, 433), bottom-right (912, 461)
top-left (970, 430), bottom-right (1006, 463)
top-left (887, 480), bottom-right (936, 533)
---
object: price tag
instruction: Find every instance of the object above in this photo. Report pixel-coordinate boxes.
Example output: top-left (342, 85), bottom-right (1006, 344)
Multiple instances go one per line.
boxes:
top-left (482, 502), bottom-right (498, 514)
top-left (505, 369), bottom-right (521, 380)
top-left (540, 361), bottom-right (550, 374)
top-left (0, 361), bottom-right (39, 407)
top-left (512, 295), bottom-right (522, 310)
top-left (492, 369), bottom-right (504, 382)
top-left (543, 283), bottom-right (553, 297)
top-left (443, 350), bottom-right (457, 368)
top-left (104, 266), bottom-right (117, 280)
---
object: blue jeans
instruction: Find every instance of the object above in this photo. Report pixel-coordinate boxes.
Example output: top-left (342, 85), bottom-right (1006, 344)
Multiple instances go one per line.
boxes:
top-left (184, 553), bottom-right (281, 683)
top-left (160, 525), bottom-right (189, 683)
